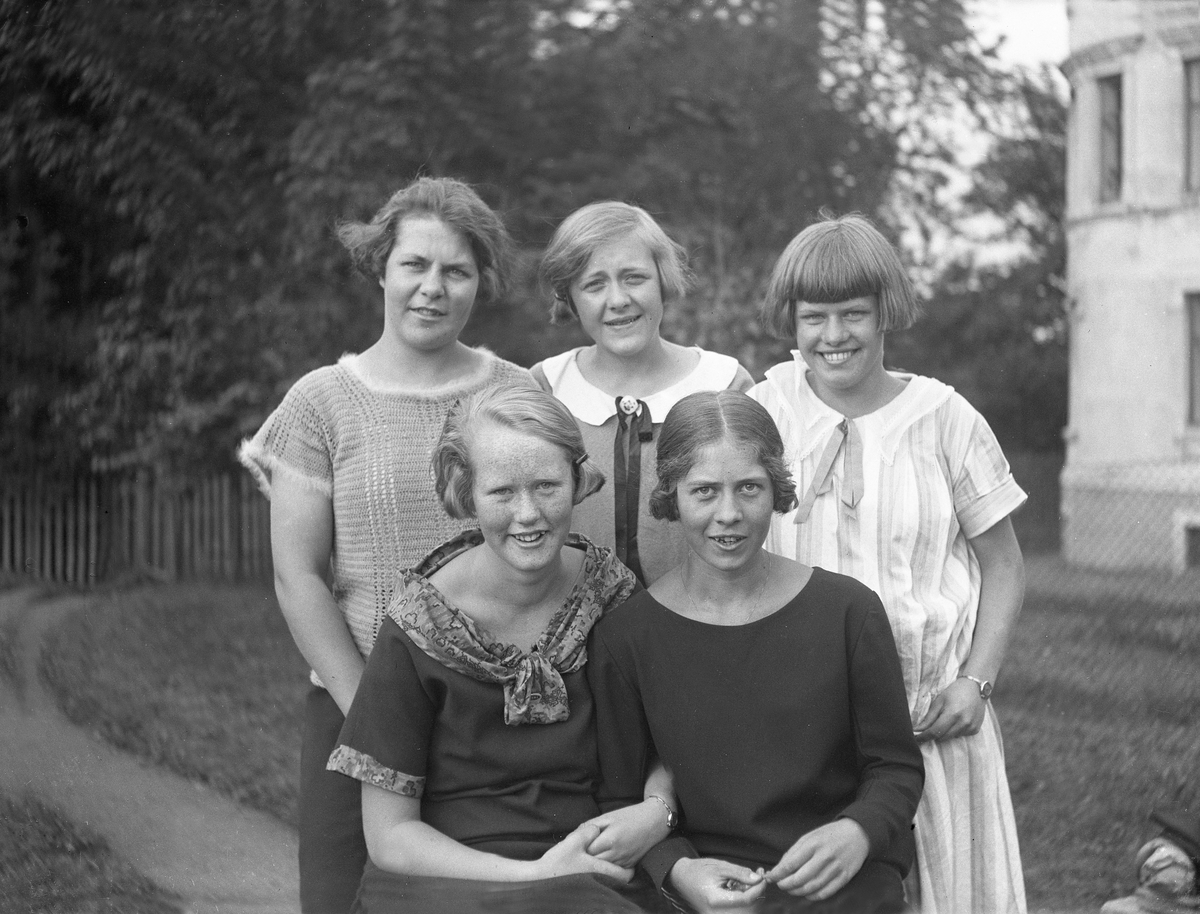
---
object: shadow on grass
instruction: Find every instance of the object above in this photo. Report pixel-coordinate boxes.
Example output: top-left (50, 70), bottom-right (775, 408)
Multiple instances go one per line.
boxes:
top-left (40, 583), bottom-right (308, 825)
top-left (0, 792), bottom-right (183, 913)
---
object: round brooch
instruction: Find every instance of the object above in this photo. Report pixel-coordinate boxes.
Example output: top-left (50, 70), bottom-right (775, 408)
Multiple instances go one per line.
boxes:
top-left (618, 396), bottom-right (641, 416)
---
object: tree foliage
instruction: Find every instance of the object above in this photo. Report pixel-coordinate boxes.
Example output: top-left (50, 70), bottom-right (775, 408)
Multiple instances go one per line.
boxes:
top-left (891, 68), bottom-right (1068, 452)
top-left (1, 0), bottom-right (1059, 473)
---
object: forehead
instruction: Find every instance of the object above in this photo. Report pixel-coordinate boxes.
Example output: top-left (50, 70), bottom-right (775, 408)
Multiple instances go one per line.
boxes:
top-left (794, 294), bottom-right (877, 314)
top-left (684, 437), bottom-right (769, 479)
top-left (467, 422), bottom-right (570, 480)
top-left (391, 216), bottom-right (474, 259)
top-left (577, 236), bottom-right (656, 277)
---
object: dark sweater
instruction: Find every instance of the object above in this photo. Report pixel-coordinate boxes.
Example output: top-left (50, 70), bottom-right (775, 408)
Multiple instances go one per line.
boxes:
top-left (587, 567), bottom-right (924, 888)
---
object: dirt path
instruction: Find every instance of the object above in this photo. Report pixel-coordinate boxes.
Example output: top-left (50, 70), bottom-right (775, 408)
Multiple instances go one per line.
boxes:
top-left (0, 588), bottom-right (299, 914)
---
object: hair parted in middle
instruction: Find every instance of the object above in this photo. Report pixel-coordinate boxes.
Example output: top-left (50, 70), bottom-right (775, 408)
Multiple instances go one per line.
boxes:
top-left (760, 211), bottom-right (920, 339)
top-left (335, 175), bottom-right (513, 306)
top-left (434, 384), bottom-right (606, 520)
top-left (649, 390), bottom-right (798, 522)
top-left (540, 201), bottom-right (693, 324)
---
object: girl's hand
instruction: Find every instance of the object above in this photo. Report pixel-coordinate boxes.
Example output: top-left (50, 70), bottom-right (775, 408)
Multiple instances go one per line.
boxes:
top-left (583, 800), bottom-right (671, 867)
top-left (668, 857), bottom-right (766, 913)
top-left (912, 677), bottom-right (986, 743)
top-left (533, 824), bottom-right (634, 882)
top-left (764, 819), bottom-right (869, 899)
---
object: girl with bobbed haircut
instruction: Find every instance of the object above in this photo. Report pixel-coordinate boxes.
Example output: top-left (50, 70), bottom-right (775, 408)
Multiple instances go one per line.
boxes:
top-left (751, 210), bottom-right (1029, 913)
top-left (649, 391), bottom-right (797, 522)
top-left (434, 385), bottom-right (606, 520)
top-left (760, 212), bottom-right (919, 338)
top-left (532, 203), bottom-right (754, 587)
top-left (338, 176), bottom-right (513, 305)
top-left (540, 201), bottom-right (692, 324)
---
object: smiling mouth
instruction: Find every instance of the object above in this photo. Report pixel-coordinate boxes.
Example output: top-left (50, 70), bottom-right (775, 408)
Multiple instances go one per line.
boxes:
top-left (821, 350), bottom-right (855, 364)
top-left (510, 531), bottom-right (547, 545)
top-left (711, 534), bottom-right (745, 548)
top-left (605, 315), bottom-right (641, 328)
top-left (410, 307), bottom-right (446, 319)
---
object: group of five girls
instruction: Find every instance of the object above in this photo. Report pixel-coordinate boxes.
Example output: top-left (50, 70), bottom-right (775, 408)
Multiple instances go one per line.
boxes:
top-left (241, 176), bottom-right (1027, 914)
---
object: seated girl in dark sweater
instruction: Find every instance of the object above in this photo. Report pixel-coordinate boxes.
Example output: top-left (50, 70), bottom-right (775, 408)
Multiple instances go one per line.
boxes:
top-left (588, 391), bottom-right (924, 913)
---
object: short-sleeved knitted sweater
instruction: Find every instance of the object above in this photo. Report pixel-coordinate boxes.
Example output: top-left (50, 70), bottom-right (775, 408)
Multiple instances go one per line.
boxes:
top-left (238, 350), bottom-right (532, 674)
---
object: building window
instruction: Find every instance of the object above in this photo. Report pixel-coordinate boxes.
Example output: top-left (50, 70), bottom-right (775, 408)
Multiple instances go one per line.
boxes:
top-left (1099, 74), bottom-right (1122, 203)
top-left (1191, 294), bottom-right (1200, 425)
top-left (1188, 527), bottom-right (1200, 569)
top-left (1187, 59), bottom-right (1200, 192)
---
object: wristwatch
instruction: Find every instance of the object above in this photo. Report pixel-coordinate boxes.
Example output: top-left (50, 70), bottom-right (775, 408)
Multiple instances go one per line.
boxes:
top-left (958, 673), bottom-right (993, 700)
top-left (647, 794), bottom-right (678, 830)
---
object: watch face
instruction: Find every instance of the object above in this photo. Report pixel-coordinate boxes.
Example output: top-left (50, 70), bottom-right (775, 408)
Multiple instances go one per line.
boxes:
top-left (980, 680), bottom-right (994, 700)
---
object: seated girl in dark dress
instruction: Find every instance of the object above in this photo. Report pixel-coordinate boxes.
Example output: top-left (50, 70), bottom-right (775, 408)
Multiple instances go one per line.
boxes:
top-left (588, 391), bottom-right (925, 913)
top-left (328, 385), bottom-right (674, 913)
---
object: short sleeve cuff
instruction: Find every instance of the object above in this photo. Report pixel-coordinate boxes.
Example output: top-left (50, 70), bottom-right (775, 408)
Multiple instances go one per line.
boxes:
top-left (958, 476), bottom-right (1027, 540)
top-left (326, 745), bottom-right (424, 797)
top-left (640, 835), bottom-right (699, 892)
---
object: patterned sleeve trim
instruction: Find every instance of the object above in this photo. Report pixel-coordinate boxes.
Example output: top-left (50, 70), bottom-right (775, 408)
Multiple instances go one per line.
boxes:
top-left (326, 745), bottom-right (425, 797)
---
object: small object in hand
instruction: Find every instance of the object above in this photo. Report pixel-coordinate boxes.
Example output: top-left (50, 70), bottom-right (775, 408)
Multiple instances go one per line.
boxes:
top-left (722, 868), bottom-right (766, 892)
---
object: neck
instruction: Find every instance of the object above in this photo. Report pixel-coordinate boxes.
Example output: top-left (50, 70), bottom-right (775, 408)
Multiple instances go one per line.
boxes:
top-left (362, 335), bottom-right (478, 389)
top-left (810, 365), bottom-right (903, 419)
top-left (680, 549), bottom-right (772, 622)
top-left (471, 545), bottom-right (567, 612)
top-left (582, 338), bottom-right (680, 398)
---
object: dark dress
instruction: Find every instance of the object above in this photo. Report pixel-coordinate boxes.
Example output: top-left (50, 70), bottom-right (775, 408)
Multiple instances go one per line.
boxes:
top-left (328, 531), bottom-right (665, 913)
top-left (587, 567), bottom-right (925, 913)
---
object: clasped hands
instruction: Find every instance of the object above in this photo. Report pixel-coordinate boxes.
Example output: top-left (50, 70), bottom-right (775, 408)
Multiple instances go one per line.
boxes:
top-left (530, 796), bottom-right (673, 882)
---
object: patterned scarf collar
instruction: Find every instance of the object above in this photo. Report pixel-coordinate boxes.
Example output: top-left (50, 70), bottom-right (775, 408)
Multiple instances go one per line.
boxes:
top-left (388, 530), bottom-right (637, 726)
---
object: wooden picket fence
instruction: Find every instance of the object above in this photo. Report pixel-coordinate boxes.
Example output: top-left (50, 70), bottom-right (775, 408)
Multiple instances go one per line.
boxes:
top-left (0, 471), bottom-right (272, 585)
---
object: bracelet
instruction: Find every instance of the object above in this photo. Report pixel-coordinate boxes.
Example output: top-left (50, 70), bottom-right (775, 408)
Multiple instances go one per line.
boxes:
top-left (957, 673), bottom-right (993, 700)
top-left (646, 794), bottom-right (678, 829)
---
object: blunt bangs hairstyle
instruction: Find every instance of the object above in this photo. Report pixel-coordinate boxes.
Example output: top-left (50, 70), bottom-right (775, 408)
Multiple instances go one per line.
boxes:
top-left (540, 201), bottom-right (693, 324)
top-left (434, 385), bottom-right (606, 520)
top-left (649, 390), bottom-right (798, 522)
top-left (760, 212), bottom-right (919, 338)
top-left (337, 176), bottom-right (513, 305)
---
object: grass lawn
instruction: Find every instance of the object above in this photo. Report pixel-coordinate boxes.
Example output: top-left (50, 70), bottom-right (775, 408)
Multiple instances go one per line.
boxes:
top-left (35, 572), bottom-right (1200, 912)
top-left (0, 792), bottom-right (182, 913)
top-left (40, 583), bottom-right (308, 825)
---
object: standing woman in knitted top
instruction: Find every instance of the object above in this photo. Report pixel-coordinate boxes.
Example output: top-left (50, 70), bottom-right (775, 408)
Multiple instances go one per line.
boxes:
top-left (531, 202), bottom-right (754, 586)
top-left (239, 177), bottom-right (530, 914)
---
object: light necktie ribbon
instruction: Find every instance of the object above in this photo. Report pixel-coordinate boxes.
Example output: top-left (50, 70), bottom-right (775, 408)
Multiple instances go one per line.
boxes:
top-left (794, 417), bottom-right (863, 525)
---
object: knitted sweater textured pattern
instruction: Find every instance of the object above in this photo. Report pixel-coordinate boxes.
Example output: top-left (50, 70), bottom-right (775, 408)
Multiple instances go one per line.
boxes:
top-left (239, 351), bottom-right (532, 670)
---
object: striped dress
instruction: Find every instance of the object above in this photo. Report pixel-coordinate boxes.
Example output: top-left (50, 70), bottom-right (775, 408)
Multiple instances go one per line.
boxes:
top-left (751, 358), bottom-right (1028, 914)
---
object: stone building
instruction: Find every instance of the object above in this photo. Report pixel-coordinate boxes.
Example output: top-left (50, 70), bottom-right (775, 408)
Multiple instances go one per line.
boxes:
top-left (1062, 0), bottom-right (1200, 572)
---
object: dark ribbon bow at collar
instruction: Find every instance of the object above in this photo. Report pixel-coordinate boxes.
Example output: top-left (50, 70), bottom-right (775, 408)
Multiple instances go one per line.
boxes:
top-left (794, 417), bottom-right (863, 525)
top-left (613, 396), bottom-right (653, 585)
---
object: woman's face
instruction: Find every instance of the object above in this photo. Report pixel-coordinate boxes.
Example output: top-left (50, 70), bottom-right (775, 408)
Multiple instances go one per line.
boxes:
top-left (469, 421), bottom-right (576, 576)
top-left (793, 294), bottom-right (887, 404)
top-left (675, 436), bottom-right (775, 575)
top-left (568, 236), bottom-right (665, 361)
top-left (380, 216), bottom-right (480, 355)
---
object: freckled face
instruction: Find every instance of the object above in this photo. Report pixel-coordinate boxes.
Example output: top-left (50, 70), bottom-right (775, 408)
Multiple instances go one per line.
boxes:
top-left (793, 295), bottom-right (887, 404)
top-left (380, 216), bottom-right (480, 355)
top-left (675, 437), bottom-right (775, 575)
top-left (469, 421), bottom-right (576, 576)
top-left (568, 237), bottom-right (665, 360)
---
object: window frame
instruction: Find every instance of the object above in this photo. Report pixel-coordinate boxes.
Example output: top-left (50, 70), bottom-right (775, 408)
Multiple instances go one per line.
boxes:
top-left (1189, 293), bottom-right (1200, 426)
top-left (1099, 73), bottom-right (1123, 204)
top-left (1186, 58), bottom-right (1200, 192)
